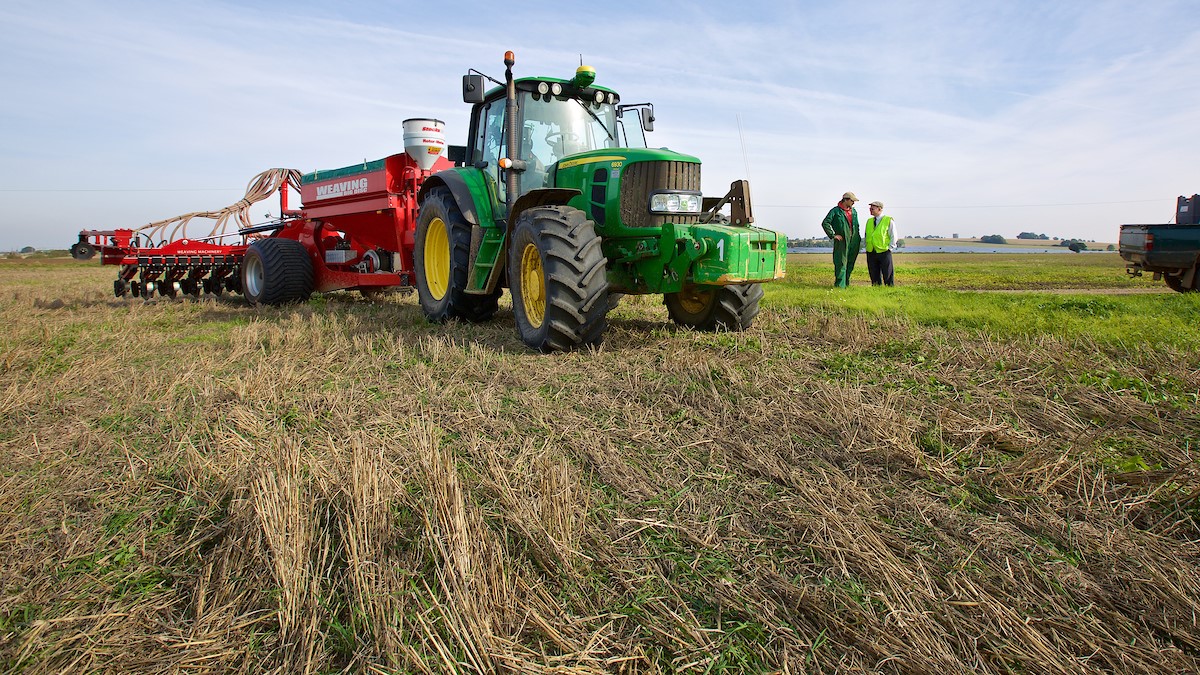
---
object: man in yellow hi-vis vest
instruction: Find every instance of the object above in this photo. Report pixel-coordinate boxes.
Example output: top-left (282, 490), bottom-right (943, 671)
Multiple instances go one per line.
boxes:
top-left (864, 201), bottom-right (897, 286)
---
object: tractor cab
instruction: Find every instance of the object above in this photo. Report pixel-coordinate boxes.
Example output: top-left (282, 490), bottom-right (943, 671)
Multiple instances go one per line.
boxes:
top-left (462, 64), bottom-right (654, 207)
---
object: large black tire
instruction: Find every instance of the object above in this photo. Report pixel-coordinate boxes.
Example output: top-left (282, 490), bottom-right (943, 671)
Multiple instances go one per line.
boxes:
top-left (508, 206), bottom-right (609, 352)
top-left (241, 238), bottom-right (314, 305)
top-left (414, 186), bottom-right (500, 322)
top-left (664, 283), bottom-right (763, 331)
top-left (1163, 270), bottom-right (1197, 293)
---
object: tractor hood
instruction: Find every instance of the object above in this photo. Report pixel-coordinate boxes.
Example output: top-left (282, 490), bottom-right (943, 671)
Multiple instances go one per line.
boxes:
top-left (553, 147), bottom-right (700, 172)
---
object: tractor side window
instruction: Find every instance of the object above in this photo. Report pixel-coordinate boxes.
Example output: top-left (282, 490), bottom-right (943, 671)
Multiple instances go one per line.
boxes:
top-left (476, 102), bottom-right (506, 205)
top-left (619, 107), bottom-right (647, 148)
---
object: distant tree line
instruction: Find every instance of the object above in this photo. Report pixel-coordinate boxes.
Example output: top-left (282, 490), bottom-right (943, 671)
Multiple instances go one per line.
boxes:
top-left (787, 237), bottom-right (833, 248)
top-left (786, 237), bottom-right (906, 249)
top-left (1017, 232), bottom-right (1050, 240)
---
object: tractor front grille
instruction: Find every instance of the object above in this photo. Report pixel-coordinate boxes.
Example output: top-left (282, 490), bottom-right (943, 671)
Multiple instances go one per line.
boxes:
top-left (619, 161), bottom-right (701, 228)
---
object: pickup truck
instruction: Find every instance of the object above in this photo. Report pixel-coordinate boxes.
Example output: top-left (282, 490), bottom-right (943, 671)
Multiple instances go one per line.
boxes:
top-left (1120, 195), bottom-right (1200, 293)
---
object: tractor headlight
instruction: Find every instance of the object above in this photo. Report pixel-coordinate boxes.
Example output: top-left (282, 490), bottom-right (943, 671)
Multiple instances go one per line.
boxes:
top-left (551, 82), bottom-right (563, 96)
top-left (649, 191), bottom-right (702, 214)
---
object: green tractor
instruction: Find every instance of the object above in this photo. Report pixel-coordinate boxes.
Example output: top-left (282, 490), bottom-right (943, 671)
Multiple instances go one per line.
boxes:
top-left (414, 51), bottom-right (786, 352)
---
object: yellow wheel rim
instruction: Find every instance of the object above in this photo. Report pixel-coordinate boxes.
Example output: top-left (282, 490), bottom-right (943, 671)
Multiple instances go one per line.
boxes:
top-left (520, 243), bottom-right (546, 328)
top-left (424, 217), bottom-right (450, 300)
top-left (677, 286), bottom-right (713, 315)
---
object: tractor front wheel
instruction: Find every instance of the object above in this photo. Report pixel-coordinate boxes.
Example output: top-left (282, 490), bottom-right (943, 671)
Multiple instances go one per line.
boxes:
top-left (508, 206), bottom-right (609, 352)
top-left (241, 238), bottom-right (314, 305)
top-left (664, 283), bottom-right (763, 331)
top-left (414, 186), bottom-right (500, 322)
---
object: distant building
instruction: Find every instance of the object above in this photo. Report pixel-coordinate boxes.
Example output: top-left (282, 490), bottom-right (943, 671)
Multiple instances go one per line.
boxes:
top-left (952, 233), bottom-right (958, 239)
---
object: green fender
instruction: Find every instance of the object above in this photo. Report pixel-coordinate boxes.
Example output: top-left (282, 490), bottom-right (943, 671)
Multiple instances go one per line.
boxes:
top-left (417, 167), bottom-right (496, 227)
top-left (509, 188), bottom-right (583, 227)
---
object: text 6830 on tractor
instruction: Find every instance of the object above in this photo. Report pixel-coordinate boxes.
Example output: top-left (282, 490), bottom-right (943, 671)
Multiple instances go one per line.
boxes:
top-left (414, 51), bottom-right (786, 351)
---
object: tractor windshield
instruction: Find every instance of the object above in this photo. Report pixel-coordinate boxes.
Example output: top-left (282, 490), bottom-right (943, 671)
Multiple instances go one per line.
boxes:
top-left (519, 92), bottom-right (635, 169)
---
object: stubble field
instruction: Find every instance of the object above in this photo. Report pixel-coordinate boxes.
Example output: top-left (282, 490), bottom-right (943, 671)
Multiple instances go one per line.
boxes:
top-left (1, 252), bottom-right (1198, 673)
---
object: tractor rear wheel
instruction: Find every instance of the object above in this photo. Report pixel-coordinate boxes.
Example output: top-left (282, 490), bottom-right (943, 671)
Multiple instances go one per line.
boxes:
top-left (508, 206), bottom-right (609, 352)
top-left (241, 238), bottom-right (314, 305)
top-left (664, 283), bottom-right (763, 331)
top-left (414, 186), bottom-right (500, 322)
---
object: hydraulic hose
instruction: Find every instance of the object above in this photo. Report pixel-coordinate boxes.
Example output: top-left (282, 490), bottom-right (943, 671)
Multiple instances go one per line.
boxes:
top-left (136, 168), bottom-right (301, 244)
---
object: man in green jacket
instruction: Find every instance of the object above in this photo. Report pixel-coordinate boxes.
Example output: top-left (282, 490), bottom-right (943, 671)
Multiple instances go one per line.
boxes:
top-left (821, 192), bottom-right (861, 288)
top-left (864, 200), bottom-right (897, 286)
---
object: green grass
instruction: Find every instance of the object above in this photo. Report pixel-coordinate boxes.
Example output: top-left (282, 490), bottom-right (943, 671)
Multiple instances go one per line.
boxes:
top-left (783, 251), bottom-right (1145, 289)
top-left (768, 253), bottom-right (1200, 350)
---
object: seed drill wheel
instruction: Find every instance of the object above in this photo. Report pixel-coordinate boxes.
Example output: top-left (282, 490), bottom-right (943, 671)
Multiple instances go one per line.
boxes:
top-left (70, 242), bottom-right (96, 260)
top-left (508, 206), bottom-right (608, 352)
top-left (241, 238), bottom-right (314, 306)
top-left (413, 186), bottom-right (500, 322)
top-left (664, 283), bottom-right (764, 331)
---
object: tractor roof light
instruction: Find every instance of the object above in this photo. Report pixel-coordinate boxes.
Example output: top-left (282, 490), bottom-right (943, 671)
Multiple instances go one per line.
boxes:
top-left (551, 82), bottom-right (563, 96)
top-left (537, 81), bottom-right (550, 95)
top-left (594, 89), bottom-right (605, 104)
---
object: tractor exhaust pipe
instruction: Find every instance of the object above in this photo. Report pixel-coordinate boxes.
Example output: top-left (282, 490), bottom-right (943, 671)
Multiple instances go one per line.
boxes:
top-left (503, 50), bottom-right (520, 217)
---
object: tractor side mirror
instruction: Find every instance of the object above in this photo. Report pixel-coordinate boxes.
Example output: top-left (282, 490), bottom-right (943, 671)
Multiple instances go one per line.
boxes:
top-left (641, 108), bottom-right (655, 133)
top-left (463, 74), bottom-right (485, 103)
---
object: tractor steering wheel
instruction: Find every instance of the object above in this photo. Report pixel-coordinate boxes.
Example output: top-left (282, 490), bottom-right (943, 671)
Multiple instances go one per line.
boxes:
top-left (545, 131), bottom-right (580, 145)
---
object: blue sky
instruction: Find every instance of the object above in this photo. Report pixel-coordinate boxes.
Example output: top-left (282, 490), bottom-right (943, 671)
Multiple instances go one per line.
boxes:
top-left (1, 0), bottom-right (1198, 250)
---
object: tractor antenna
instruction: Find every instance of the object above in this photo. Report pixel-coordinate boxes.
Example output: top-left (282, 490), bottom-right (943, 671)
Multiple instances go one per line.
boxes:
top-left (736, 113), bottom-right (752, 183)
top-left (579, 54), bottom-right (583, 66)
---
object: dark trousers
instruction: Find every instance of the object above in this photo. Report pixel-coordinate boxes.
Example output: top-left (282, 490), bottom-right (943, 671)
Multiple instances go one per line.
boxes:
top-left (866, 250), bottom-right (894, 286)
